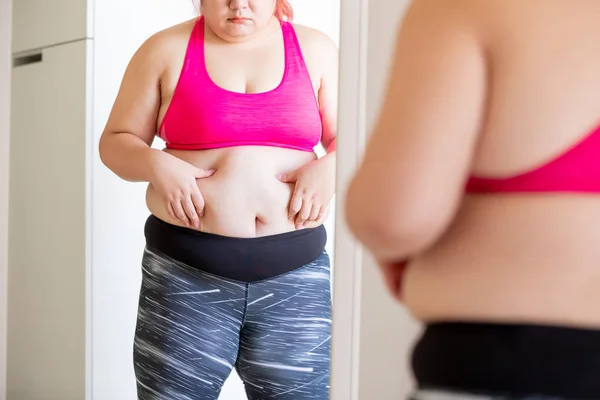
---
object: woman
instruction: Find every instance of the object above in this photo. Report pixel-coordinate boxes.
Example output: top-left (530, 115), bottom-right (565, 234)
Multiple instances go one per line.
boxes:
top-left (346, 0), bottom-right (600, 399)
top-left (99, 0), bottom-right (338, 398)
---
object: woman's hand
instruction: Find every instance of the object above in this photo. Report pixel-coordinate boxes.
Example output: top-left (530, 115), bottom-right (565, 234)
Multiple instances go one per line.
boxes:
top-left (378, 260), bottom-right (407, 301)
top-left (149, 151), bottom-right (215, 229)
top-left (278, 155), bottom-right (336, 229)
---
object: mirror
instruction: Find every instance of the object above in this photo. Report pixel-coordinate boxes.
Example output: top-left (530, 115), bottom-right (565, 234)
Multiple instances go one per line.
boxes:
top-left (4, 0), bottom-right (342, 399)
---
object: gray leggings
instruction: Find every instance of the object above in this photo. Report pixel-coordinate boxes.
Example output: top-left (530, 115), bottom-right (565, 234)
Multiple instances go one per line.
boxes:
top-left (133, 247), bottom-right (332, 400)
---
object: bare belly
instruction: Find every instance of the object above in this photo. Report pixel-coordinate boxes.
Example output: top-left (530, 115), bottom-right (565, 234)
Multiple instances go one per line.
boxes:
top-left (146, 146), bottom-right (320, 237)
top-left (403, 195), bottom-right (600, 329)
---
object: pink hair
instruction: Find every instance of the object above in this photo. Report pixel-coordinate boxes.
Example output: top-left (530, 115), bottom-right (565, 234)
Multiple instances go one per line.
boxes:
top-left (275, 0), bottom-right (294, 21)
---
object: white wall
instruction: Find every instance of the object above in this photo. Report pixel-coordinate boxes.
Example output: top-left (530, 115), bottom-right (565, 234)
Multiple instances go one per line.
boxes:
top-left (293, 0), bottom-right (340, 45)
top-left (91, 2), bottom-right (340, 399)
top-left (0, 0), bottom-right (11, 397)
top-left (358, 0), bottom-right (421, 398)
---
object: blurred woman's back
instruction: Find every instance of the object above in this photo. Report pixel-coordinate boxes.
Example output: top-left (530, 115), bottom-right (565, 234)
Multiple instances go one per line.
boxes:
top-left (346, 1), bottom-right (600, 398)
top-left (404, 0), bottom-right (600, 329)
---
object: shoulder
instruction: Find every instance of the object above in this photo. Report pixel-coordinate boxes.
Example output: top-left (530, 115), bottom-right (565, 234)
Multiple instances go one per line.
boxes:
top-left (289, 23), bottom-right (338, 76)
top-left (291, 23), bottom-right (337, 57)
top-left (401, 0), bottom-right (489, 36)
top-left (404, 0), bottom-right (483, 18)
top-left (130, 18), bottom-right (198, 71)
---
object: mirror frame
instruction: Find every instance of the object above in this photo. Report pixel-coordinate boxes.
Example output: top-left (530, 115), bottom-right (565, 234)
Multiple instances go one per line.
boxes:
top-left (330, 0), bottom-right (368, 398)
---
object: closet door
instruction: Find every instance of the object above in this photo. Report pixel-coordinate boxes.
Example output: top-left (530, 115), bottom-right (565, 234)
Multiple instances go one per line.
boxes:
top-left (7, 39), bottom-right (90, 400)
top-left (12, 0), bottom-right (88, 53)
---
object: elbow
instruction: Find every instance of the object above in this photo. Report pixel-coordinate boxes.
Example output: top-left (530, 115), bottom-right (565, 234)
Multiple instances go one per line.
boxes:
top-left (98, 131), bottom-right (121, 172)
top-left (345, 181), bottom-right (444, 261)
top-left (98, 131), bottom-right (125, 180)
top-left (325, 138), bottom-right (336, 154)
top-left (347, 209), bottom-right (439, 262)
top-left (98, 132), bottom-right (110, 168)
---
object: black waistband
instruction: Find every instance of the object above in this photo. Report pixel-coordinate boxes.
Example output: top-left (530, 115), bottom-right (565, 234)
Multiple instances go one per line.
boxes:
top-left (412, 322), bottom-right (600, 399)
top-left (144, 215), bottom-right (327, 282)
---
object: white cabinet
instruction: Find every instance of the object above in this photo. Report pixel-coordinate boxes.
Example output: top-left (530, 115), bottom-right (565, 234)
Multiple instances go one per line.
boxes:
top-left (12, 0), bottom-right (88, 53)
top-left (8, 39), bottom-right (90, 400)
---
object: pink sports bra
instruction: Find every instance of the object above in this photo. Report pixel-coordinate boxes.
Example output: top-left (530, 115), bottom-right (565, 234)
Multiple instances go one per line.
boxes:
top-left (158, 17), bottom-right (323, 152)
top-left (466, 123), bottom-right (600, 193)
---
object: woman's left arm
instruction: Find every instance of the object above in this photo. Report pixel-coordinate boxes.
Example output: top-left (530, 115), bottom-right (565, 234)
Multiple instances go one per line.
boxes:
top-left (345, 0), bottom-right (488, 262)
top-left (279, 30), bottom-right (339, 228)
top-left (317, 32), bottom-right (339, 157)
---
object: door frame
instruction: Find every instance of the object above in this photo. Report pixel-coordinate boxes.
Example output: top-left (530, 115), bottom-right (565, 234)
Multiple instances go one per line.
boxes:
top-left (0, 0), bottom-right (11, 397)
top-left (330, 0), bottom-right (368, 398)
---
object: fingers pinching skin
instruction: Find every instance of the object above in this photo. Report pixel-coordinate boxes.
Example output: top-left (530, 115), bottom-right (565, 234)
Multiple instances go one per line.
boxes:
top-left (183, 197), bottom-right (200, 229)
top-left (172, 200), bottom-right (190, 227)
top-left (289, 191), bottom-right (303, 219)
top-left (308, 204), bottom-right (321, 222)
top-left (167, 203), bottom-right (180, 223)
top-left (295, 200), bottom-right (312, 227)
top-left (190, 188), bottom-right (205, 218)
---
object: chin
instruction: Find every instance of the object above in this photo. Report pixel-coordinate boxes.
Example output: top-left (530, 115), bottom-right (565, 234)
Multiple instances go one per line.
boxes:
top-left (225, 25), bottom-right (255, 37)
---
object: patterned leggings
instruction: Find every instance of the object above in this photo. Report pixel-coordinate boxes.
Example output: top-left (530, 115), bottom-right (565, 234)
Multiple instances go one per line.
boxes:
top-left (133, 247), bottom-right (332, 400)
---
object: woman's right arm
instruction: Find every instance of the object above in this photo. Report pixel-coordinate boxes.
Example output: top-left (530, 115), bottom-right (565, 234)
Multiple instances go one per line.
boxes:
top-left (98, 30), bottom-right (213, 229)
top-left (345, 0), bottom-right (486, 262)
top-left (98, 33), bottom-right (166, 182)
